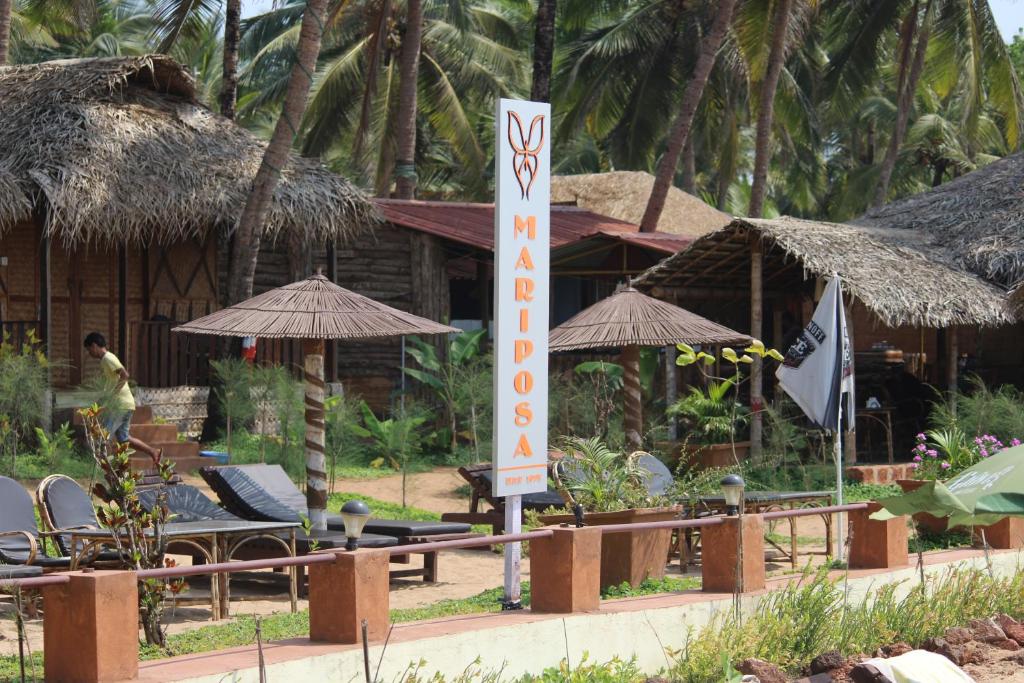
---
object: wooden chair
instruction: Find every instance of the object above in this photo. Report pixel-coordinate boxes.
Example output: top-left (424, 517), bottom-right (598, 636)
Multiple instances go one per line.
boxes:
top-left (441, 463), bottom-right (568, 535)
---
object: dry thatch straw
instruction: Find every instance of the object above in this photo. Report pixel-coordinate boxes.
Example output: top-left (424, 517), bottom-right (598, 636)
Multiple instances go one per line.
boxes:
top-left (635, 217), bottom-right (1012, 329)
top-left (0, 55), bottom-right (377, 247)
top-left (0, 164), bottom-right (29, 227)
top-left (549, 286), bottom-right (750, 351)
top-left (551, 171), bottom-right (731, 239)
top-left (854, 152), bottom-right (1024, 289)
top-left (174, 273), bottom-right (460, 340)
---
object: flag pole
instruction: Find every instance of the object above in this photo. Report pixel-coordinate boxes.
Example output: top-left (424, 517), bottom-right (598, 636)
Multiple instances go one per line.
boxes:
top-left (834, 406), bottom-right (844, 563)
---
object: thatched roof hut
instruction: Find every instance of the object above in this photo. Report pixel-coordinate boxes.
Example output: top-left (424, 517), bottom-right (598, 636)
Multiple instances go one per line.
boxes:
top-left (853, 152), bottom-right (1024, 290)
top-left (551, 171), bottom-right (730, 239)
top-left (635, 216), bottom-right (1012, 329)
top-left (0, 55), bottom-right (375, 246)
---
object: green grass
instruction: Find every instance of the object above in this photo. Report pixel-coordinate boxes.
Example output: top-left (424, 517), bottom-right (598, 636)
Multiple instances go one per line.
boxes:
top-left (671, 566), bottom-right (1024, 681)
top-left (327, 492), bottom-right (491, 534)
top-left (331, 466), bottom-right (396, 481)
top-left (12, 452), bottom-right (96, 481)
top-left (909, 529), bottom-right (974, 553)
top-left (764, 532), bottom-right (825, 546)
top-left (842, 482), bottom-right (901, 503)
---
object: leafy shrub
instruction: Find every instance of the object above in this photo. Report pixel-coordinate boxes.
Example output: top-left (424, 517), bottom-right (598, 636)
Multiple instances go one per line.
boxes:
top-left (555, 437), bottom-right (669, 512)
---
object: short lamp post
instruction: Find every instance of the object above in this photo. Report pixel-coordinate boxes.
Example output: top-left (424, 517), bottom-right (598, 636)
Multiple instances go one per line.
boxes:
top-left (720, 474), bottom-right (745, 517)
top-left (339, 499), bottom-right (371, 550)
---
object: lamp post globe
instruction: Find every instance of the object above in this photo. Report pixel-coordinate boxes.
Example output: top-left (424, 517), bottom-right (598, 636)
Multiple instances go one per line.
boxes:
top-left (720, 474), bottom-right (745, 516)
top-left (339, 499), bottom-right (371, 550)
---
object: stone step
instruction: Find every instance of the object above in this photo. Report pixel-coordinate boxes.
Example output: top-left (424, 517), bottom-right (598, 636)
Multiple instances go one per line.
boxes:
top-left (131, 440), bottom-right (202, 473)
top-left (129, 424), bottom-right (179, 443)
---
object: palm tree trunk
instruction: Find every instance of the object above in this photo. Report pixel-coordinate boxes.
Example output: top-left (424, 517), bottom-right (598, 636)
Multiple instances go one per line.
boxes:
top-left (530, 0), bottom-right (556, 102)
top-left (639, 0), bottom-right (737, 232)
top-left (219, 0), bottom-right (241, 120)
top-left (872, 0), bottom-right (932, 207)
top-left (747, 0), bottom-right (794, 218)
top-left (394, 0), bottom-right (423, 200)
top-left (227, 0), bottom-right (330, 305)
top-left (681, 136), bottom-right (696, 194)
top-left (0, 0), bottom-right (12, 65)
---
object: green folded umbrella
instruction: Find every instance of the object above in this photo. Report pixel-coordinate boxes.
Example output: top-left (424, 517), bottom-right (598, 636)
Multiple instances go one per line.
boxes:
top-left (872, 444), bottom-right (1024, 529)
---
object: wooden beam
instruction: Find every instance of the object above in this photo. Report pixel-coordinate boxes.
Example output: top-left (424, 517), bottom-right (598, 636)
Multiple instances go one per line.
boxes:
top-left (750, 238), bottom-right (763, 460)
top-left (118, 246), bottom-right (127, 358)
top-left (947, 325), bottom-right (959, 414)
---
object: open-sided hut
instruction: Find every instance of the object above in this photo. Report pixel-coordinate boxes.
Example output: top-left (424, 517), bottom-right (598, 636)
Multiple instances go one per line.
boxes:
top-left (636, 214), bottom-right (1016, 459)
top-left (0, 55), bottom-right (374, 387)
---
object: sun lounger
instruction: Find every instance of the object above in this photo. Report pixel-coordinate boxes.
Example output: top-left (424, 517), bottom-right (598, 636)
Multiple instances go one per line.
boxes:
top-left (201, 464), bottom-right (476, 581)
top-left (0, 476), bottom-right (75, 569)
top-left (441, 463), bottom-right (568, 535)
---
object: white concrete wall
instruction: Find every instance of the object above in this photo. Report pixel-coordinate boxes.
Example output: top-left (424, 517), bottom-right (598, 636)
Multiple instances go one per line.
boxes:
top-left (172, 551), bottom-right (1024, 683)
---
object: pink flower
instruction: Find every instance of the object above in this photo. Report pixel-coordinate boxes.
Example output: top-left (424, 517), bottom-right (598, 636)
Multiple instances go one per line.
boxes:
top-left (941, 462), bottom-right (951, 469)
top-left (916, 433), bottom-right (926, 440)
top-left (926, 449), bottom-right (938, 458)
top-left (1013, 439), bottom-right (1021, 447)
top-left (980, 448), bottom-right (989, 458)
top-left (917, 444), bottom-right (927, 452)
top-left (913, 454), bottom-right (923, 462)
top-left (909, 463), bottom-right (919, 469)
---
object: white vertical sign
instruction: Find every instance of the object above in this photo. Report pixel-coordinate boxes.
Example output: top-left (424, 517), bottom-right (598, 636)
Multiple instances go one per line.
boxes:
top-left (492, 98), bottom-right (550, 498)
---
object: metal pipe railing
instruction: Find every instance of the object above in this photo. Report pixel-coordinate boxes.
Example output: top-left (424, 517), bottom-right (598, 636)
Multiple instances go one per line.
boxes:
top-left (0, 575), bottom-right (71, 589)
top-left (386, 530), bottom-right (553, 556)
top-left (0, 504), bottom-right (870, 589)
top-left (762, 502), bottom-right (867, 521)
top-left (598, 517), bottom-right (726, 534)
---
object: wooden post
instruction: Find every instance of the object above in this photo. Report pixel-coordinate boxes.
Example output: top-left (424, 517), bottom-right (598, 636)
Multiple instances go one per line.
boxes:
top-left (947, 325), bottom-right (958, 414)
top-left (621, 344), bottom-right (643, 450)
top-left (117, 246), bottom-right (127, 359)
top-left (325, 243), bottom-right (338, 382)
top-left (303, 338), bottom-right (327, 529)
top-left (750, 239), bottom-right (763, 460)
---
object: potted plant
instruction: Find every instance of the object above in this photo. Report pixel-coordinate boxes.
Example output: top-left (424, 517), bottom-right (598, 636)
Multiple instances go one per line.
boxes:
top-left (664, 341), bottom-right (782, 469)
top-left (668, 378), bottom-right (751, 468)
top-left (539, 437), bottom-right (679, 589)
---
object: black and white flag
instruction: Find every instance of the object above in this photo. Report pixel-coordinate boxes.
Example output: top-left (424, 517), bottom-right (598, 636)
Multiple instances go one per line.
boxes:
top-left (776, 276), bottom-right (854, 433)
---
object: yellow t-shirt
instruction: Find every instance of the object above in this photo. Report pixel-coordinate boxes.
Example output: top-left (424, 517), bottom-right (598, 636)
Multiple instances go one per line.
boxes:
top-left (100, 352), bottom-right (136, 412)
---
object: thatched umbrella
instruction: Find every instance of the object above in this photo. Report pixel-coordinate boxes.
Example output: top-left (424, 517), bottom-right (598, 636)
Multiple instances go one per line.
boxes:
top-left (549, 286), bottom-right (749, 449)
top-left (174, 273), bottom-right (458, 529)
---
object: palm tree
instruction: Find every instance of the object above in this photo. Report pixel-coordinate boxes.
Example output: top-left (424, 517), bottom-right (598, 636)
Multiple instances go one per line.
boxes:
top-left (394, 0), bottom-right (422, 199)
top-left (530, 0), bottom-right (556, 101)
top-left (0, 0), bottom-right (12, 63)
top-left (242, 0), bottom-right (525, 198)
top-left (227, 0), bottom-right (331, 305)
top-left (220, 0), bottom-right (240, 119)
top-left (825, 0), bottom-right (1022, 207)
top-left (638, 0), bottom-right (738, 232)
top-left (152, 0), bottom-right (241, 118)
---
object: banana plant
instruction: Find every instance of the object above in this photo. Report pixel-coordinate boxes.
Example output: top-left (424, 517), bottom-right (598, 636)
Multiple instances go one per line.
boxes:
top-left (358, 401), bottom-right (425, 508)
top-left (402, 328), bottom-right (487, 453)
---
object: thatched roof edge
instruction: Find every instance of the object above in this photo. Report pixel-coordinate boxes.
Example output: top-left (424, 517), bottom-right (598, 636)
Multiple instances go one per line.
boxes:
top-left (635, 216), bottom-right (1013, 329)
top-left (0, 165), bottom-right (29, 226)
top-left (0, 55), bottom-right (377, 247)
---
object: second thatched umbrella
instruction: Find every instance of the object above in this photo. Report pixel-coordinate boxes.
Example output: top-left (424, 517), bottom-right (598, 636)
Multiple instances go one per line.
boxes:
top-left (549, 286), bottom-right (750, 449)
top-left (174, 273), bottom-right (458, 529)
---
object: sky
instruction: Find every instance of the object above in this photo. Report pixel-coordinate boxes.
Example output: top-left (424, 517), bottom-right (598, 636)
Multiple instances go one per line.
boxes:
top-left (238, 1), bottom-right (1024, 42)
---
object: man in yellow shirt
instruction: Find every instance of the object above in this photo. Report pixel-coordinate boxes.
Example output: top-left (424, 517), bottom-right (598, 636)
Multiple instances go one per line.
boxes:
top-left (83, 332), bottom-right (161, 462)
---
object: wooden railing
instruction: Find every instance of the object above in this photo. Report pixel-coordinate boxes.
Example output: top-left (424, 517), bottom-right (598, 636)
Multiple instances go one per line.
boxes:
top-left (128, 321), bottom-right (303, 388)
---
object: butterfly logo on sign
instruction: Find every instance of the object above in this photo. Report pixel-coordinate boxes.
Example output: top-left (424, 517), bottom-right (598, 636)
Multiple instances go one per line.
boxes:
top-left (507, 111), bottom-right (545, 200)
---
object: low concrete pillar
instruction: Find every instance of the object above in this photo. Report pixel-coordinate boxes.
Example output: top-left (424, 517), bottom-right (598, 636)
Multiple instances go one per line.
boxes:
top-left (530, 526), bottom-right (602, 613)
top-left (701, 514), bottom-right (766, 593)
top-left (309, 549), bottom-right (390, 644)
top-left (42, 570), bottom-right (139, 683)
top-left (849, 502), bottom-right (908, 569)
top-left (976, 516), bottom-right (1024, 550)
